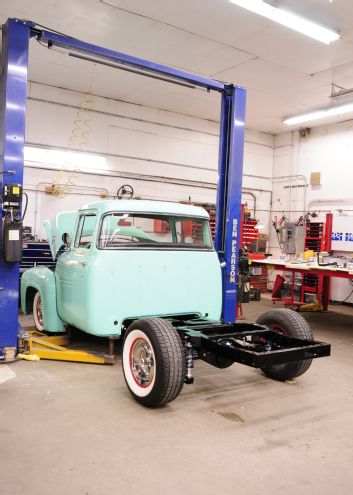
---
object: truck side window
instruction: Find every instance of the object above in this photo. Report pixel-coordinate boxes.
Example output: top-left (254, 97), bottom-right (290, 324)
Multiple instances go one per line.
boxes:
top-left (75, 214), bottom-right (97, 249)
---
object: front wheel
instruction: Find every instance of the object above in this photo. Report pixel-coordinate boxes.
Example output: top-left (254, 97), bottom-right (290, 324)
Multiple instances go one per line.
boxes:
top-left (33, 291), bottom-right (45, 331)
top-left (122, 318), bottom-right (186, 407)
top-left (256, 309), bottom-right (313, 381)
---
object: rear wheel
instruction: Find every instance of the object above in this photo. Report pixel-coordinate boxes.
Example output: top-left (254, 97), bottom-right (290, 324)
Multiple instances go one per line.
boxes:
top-left (256, 308), bottom-right (313, 381)
top-left (122, 318), bottom-right (186, 407)
top-left (33, 291), bottom-right (45, 331)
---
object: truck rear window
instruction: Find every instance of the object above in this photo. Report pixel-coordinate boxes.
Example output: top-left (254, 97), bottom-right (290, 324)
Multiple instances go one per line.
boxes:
top-left (98, 213), bottom-right (213, 249)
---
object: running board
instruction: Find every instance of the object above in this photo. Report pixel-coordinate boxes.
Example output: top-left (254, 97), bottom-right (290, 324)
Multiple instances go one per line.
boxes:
top-left (178, 322), bottom-right (331, 368)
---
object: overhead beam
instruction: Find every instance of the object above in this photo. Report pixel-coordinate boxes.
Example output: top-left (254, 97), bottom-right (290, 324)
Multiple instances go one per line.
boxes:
top-left (33, 25), bottom-right (225, 93)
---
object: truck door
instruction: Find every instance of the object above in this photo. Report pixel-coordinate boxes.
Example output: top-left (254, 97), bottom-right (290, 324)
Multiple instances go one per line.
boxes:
top-left (56, 212), bottom-right (97, 329)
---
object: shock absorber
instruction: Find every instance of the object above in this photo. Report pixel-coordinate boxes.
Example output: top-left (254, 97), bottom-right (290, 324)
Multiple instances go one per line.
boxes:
top-left (185, 342), bottom-right (194, 384)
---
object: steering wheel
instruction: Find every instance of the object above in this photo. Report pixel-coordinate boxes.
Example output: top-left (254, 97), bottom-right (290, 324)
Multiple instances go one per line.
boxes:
top-left (117, 184), bottom-right (134, 200)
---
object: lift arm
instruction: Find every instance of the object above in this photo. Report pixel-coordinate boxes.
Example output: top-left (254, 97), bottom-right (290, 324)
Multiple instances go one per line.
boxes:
top-left (0, 18), bottom-right (246, 359)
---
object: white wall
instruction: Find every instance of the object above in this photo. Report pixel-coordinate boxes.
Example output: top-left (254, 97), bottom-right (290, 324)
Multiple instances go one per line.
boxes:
top-left (24, 82), bottom-right (274, 239)
top-left (24, 83), bottom-right (353, 303)
top-left (273, 123), bottom-right (353, 303)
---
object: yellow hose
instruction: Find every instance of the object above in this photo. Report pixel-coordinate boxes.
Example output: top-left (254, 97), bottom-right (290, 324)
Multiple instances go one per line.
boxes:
top-left (50, 92), bottom-right (95, 198)
top-left (68, 93), bottom-right (95, 151)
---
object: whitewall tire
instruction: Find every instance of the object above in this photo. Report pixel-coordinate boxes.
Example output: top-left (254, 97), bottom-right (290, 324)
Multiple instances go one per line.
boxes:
top-left (122, 318), bottom-right (186, 407)
top-left (33, 291), bottom-right (45, 331)
top-left (123, 329), bottom-right (156, 398)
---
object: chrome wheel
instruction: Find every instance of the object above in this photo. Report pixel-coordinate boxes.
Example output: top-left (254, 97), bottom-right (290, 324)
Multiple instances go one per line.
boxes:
top-left (36, 295), bottom-right (44, 327)
top-left (122, 319), bottom-right (185, 407)
top-left (33, 291), bottom-right (45, 331)
top-left (130, 337), bottom-right (155, 387)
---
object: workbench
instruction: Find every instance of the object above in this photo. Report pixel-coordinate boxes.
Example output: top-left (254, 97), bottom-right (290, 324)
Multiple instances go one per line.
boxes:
top-left (251, 258), bottom-right (353, 310)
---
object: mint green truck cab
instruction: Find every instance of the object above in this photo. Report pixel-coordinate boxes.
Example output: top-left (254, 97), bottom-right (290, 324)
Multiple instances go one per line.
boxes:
top-left (21, 200), bottom-right (221, 336)
top-left (21, 200), bottom-right (330, 408)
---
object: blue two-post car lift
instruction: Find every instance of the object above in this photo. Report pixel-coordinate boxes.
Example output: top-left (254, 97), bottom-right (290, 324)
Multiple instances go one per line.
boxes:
top-left (0, 17), bottom-right (246, 359)
top-left (0, 19), bottom-right (330, 384)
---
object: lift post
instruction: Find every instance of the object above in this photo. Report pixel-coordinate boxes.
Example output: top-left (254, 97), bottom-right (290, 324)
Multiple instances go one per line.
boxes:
top-left (0, 20), bottom-right (31, 360)
top-left (0, 18), bottom-right (246, 359)
top-left (215, 87), bottom-right (246, 322)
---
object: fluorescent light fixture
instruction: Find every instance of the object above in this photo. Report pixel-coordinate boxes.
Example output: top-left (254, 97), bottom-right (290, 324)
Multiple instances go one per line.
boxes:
top-left (229, 0), bottom-right (340, 44)
top-left (24, 146), bottom-right (106, 168)
top-left (284, 102), bottom-right (353, 126)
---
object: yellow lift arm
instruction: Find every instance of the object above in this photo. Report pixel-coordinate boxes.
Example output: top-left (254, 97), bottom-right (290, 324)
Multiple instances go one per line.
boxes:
top-left (19, 329), bottom-right (115, 365)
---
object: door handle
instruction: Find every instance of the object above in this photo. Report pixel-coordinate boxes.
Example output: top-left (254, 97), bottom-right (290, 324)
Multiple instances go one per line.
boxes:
top-left (80, 261), bottom-right (87, 267)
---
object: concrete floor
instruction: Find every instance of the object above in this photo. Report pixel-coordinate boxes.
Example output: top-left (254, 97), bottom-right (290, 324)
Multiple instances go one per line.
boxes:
top-left (1, 298), bottom-right (353, 495)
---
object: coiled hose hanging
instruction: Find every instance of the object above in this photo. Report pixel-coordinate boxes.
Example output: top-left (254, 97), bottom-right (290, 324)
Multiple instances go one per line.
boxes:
top-left (50, 93), bottom-right (95, 198)
top-left (51, 62), bottom-right (97, 198)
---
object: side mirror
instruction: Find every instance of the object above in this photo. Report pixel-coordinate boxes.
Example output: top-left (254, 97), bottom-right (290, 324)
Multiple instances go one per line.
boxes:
top-left (62, 233), bottom-right (71, 248)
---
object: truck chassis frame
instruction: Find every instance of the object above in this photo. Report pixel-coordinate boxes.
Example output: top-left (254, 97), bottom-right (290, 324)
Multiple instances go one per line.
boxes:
top-left (175, 318), bottom-right (330, 370)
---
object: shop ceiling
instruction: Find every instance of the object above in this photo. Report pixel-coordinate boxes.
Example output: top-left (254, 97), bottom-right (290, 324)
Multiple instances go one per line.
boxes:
top-left (1, 0), bottom-right (353, 134)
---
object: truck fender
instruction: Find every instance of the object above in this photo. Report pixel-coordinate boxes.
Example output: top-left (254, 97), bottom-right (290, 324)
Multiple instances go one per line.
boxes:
top-left (21, 267), bottom-right (66, 333)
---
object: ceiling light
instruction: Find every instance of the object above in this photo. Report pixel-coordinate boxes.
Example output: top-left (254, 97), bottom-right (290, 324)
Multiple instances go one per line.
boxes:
top-left (229, 0), bottom-right (340, 44)
top-left (330, 83), bottom-right (353, 104)
top-left (283, 102), bottom-right (353, 125)
top-left (24, 146), bottom-right (106, 168)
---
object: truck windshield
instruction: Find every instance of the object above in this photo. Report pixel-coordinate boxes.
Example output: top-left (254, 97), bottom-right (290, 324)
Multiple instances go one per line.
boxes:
top-left (98, 213), bottom-right (213, 249)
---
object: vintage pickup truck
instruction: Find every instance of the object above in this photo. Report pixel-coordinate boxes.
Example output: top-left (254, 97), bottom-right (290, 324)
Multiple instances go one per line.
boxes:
top-left (21, 200), bottom-right (330, 407)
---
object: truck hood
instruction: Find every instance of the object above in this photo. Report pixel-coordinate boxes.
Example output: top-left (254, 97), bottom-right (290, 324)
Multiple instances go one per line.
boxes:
top-left (44, 211), bottom-right (77, 259)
